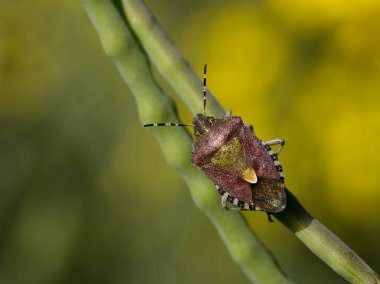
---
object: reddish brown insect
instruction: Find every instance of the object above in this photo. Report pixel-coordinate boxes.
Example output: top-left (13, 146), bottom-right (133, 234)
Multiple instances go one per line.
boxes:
top-left (144, 65), bottom-right (286, 213)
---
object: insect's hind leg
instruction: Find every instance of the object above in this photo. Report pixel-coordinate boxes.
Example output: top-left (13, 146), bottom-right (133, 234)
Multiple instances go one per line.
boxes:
top-left (267, 212), bottom-right (274, 223)
top-left (221, 194), bottom-right (254, 211)
top-left (264, 138), bottom-right (285, 155)
top-left (221, 194), bottom-right (241, 211)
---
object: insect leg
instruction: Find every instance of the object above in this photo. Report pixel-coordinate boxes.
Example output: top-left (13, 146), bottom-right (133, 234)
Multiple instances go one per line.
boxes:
top-left (221, 193), bottom-right (229, 210)
top-left (264, 138), bottom-right (285, 155)
top-left (267, 212), bottom-right (274, 223)
top-left (225, 109), bottom-right (232, 116)
top-left (221, 194), bottom-right (242, 211)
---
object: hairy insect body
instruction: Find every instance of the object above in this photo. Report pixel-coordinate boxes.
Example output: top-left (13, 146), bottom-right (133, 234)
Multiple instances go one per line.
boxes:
top-left (192, 114), bottom-right (286, 213)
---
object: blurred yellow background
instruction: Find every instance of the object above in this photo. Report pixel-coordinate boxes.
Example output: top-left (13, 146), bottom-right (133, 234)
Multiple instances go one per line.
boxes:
top-left (1, 0), bottom-right (379, 283)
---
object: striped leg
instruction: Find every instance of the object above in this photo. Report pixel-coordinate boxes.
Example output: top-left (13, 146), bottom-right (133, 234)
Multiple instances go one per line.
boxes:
top-left (220, 191), bottom-right (254, 211)
top-left (217, 186), bottom-right (255, 210)
top-left (264, 138), bottom-right (285, 155)
top-left (221, 194), bottom-right (242, 211)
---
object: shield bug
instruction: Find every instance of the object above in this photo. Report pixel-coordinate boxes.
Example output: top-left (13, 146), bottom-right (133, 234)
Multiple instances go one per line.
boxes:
top-left (144, 65), bottom-right (286, 213)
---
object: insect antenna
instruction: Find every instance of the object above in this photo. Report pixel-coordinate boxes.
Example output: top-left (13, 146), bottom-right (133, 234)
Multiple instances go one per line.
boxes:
top-left (144, 123), bottom-right (194, 128)
top-left (144, 64), bottom-right (208, 128)
top-left (203, 64), bottom-right (207, 115)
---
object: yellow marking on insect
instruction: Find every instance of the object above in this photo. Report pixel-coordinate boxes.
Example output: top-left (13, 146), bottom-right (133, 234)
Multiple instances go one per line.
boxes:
top-left (211, 136), bottom-right (257, 184)
top-left (242, 167), bottom-right (257, 184)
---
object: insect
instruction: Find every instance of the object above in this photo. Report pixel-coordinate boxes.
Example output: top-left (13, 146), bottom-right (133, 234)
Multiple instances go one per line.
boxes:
top-left (144, 65), bottom-right (286, 213)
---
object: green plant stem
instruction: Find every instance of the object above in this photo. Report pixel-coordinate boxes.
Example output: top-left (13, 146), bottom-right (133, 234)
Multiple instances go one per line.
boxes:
top-left (117, 1), bottom-right (380, 283)
top-left (81, 1), bottom-right (292, 283)
top-left (121, 0), bottom-right (225, 118)
top-left (277, 191), bottom-right (380, 284)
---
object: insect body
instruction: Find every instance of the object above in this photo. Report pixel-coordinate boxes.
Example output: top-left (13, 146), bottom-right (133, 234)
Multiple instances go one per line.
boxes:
top-left (144, 65), bottom-right (286, 213)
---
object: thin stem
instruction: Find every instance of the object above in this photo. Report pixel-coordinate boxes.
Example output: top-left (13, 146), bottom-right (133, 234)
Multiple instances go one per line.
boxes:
top-left (276, 190), bottom-right (380, 284)
top-left (121, 0), bottom-right (225, 118)
top-left (81, 1), bottom-right (292, 283)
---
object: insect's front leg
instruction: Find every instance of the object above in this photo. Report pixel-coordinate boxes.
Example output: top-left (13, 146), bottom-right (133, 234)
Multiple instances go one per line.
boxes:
top-left (264, 138), bottom-right (285, 155)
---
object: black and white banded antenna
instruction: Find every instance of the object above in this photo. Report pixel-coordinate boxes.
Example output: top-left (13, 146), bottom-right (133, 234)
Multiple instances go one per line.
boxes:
top-left (203, 64), bottom-right (207, 115)
top-left (144, 122), bottom-right (194, 128)
top-left (143, 64), bottom-right (208, 129)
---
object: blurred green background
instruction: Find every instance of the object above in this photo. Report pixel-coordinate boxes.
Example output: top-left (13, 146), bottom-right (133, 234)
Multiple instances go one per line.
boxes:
top-left (1, 0), bottom-right (380, 283)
